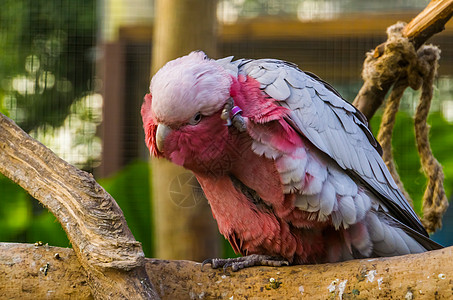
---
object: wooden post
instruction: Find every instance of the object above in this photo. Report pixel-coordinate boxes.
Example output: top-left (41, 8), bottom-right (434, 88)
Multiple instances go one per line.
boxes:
top-left (150, 0), bottom-right (221, 261)
top-left (99, 42), bottom-right (125, 178)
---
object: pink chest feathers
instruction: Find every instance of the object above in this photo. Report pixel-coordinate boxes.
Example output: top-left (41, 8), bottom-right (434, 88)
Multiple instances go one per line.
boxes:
top-left (194, 146), bottom-right (329, 264)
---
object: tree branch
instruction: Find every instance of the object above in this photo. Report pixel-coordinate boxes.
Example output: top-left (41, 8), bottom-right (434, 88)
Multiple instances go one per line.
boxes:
top-left (353, 0), bottom-right (453, 119)
top-left (403, 0), bottom-right (453, 49)
top-left (1, 243), bottom-right (452, 299)
top-left (0, 113), bottom-right (159, 299)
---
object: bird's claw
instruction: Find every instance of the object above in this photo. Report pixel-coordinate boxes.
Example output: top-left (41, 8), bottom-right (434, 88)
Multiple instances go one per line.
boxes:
top-left (201, 255), bottom-right (289, 272)
top-left (200, 258), bottom-right (214, 271)
top-left (201, 258), bottom-right (231, 272)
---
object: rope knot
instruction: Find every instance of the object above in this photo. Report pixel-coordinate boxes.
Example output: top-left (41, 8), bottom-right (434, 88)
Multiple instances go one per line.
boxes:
top-left (371, 22), bottom-right (447, 233)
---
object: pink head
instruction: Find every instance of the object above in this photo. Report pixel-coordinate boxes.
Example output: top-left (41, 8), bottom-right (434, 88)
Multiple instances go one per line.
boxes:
top-left (150, 51), bottom-right (232, 125)
top-left (141, 51), bottom-right (236, 173)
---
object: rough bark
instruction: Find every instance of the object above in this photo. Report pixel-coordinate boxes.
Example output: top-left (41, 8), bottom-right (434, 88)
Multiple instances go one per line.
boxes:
top-left (353, 0), bottom-right (453, 120)
top-left (150, 0), bottom-right (221, 262)
top-left (0, 113), bottom-right (159, 299)
top-left (1, 242), bottom-right (452, 299)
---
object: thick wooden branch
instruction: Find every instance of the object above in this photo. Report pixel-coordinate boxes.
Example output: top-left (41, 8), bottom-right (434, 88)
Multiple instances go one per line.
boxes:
top-left (403, 0), bottom-right (453, 49)
top-left (0, 113), bottom-right (159, 299)
top-left (1, 243), bottom-right (452, 299)
top-left (353, 0), bottom-right (453, 119)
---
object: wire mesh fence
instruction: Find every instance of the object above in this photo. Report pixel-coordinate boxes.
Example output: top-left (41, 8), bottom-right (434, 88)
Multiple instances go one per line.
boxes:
top-left (1, 0), bottom-right (453, 251)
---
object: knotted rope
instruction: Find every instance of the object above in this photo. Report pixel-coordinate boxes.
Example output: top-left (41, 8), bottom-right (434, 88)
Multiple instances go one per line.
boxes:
top-left (361, 22), bottom-right (448, 233)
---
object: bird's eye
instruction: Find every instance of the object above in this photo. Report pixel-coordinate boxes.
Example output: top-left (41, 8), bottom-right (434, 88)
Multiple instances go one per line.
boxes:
top-left (189, 112), bottom-right (202, 125)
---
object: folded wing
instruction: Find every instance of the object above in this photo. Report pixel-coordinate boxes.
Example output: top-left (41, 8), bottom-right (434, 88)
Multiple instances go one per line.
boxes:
top-left (237, 58), bottom-right (432, 242)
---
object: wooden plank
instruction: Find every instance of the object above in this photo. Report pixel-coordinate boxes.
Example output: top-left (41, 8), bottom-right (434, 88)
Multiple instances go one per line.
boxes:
top-left (118, 12), bottom-right (453, 42)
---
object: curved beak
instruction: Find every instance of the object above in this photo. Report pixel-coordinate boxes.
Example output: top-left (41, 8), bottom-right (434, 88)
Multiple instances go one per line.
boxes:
top-left (156, 124), bottom-right (172, 153)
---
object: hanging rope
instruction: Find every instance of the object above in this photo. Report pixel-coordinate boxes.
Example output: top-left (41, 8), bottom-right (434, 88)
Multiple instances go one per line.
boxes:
top-left (377, 78), bottom-right (413, 205)
top-left (361, 22), bottom-right (448, 233)
top-left (414, 45), bottom-right (448, 232)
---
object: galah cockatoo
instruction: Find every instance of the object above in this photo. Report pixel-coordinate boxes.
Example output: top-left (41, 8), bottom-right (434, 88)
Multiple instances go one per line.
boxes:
top-left (141, 51), bottom-right (442, 271)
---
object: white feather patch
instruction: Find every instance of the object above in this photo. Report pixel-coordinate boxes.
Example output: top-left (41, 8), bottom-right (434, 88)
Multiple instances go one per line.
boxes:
top-left (361, 192), bottom-right (372, 212)
top-left (255, 68), bottom-right (279, 85)
top-left (327, 166), bottom-right (358, 196)
top-left (295, 194), bottom-right (309, 210)
top-left (275, 148), bottom-right (308, 193)
top-left (302, 157), bottom-right (327, 195)
top-left (331, 211), bottom-right (343, 229)
top-left (265, 76), bottom-right (291, 101)
top-left (354, 194), bottom-right (366, 221)
top-left (339, 196), bottom-right (356, 227)
top-left (307, 194), bottom-right (321, 211)
top-left (318, 181), bottom-right (336, 218)
top-left (280, 168), bottom-right (304, 185)
top-left (251, 140), bottom-right (281, 160)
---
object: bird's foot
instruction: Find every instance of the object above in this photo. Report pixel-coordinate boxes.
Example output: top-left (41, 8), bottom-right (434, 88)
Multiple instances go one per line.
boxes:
top-left (201, 254), bottom-right (289, 272)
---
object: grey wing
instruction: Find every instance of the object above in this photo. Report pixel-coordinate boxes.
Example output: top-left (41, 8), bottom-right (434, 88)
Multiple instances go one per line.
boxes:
top-left (237, 58), bottom-right (430, 238)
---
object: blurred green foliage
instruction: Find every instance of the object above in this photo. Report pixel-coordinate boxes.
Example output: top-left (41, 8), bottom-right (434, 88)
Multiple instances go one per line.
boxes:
top-left (0, 161), bottom-right (155, 257)
top-left (0, 175), bottom-right (70, 246)
top-left (0, 0), bottom-right (96, 132)
top-left (370, 111), bottom-right (453, 215)
top-left (0, 0), bottom-right (100, 248)
top-left (0, 176), bottom-right (30, 242)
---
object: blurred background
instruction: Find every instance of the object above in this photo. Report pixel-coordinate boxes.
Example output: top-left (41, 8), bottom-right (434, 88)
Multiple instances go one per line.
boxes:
top-left (0, 0), bottom-right (452, 260)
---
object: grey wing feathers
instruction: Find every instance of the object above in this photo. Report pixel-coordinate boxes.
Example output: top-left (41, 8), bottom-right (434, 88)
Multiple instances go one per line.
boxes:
top-left (236, 58), bottom-right (430, 238)
top-left (370, 211), bottom-right (443, 252)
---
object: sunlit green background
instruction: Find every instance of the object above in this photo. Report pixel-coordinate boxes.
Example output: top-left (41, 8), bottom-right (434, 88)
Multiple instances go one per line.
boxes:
top-left (1, 0), bottom-right (452, 259)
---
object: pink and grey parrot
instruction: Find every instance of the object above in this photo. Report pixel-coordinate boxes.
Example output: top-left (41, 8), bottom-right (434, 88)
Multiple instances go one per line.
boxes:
top-left (141, 51), bottom-right (442, 270)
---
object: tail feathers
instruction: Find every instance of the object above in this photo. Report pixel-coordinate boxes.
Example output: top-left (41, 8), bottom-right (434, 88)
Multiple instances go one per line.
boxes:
top-left (390, 216), bottom-right (443, 251)
top-left (366, 211), bottom-right (442, 258)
